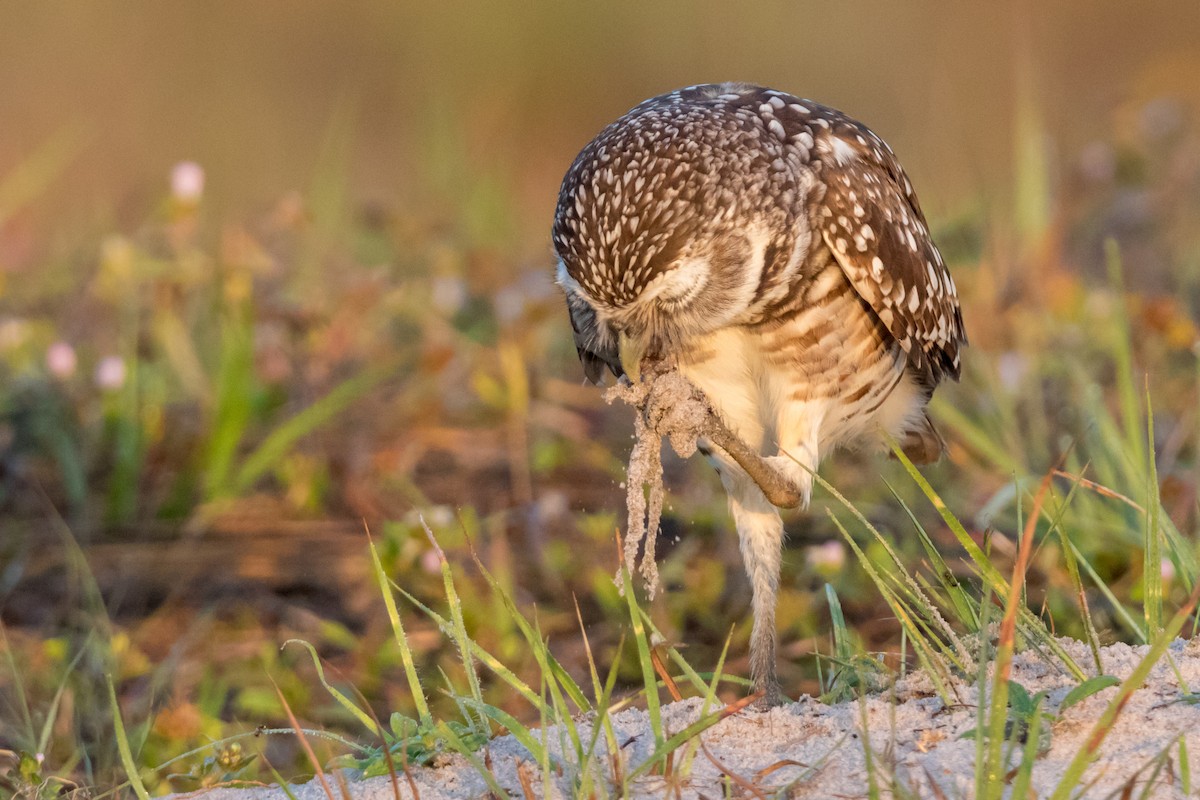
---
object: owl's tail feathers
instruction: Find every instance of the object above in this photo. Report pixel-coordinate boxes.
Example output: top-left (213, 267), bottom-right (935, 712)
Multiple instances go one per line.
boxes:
top-left (896, 413), bottom-right (947, 465)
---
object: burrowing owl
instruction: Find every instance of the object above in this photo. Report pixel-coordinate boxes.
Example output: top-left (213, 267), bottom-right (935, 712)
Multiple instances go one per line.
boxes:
top-left (552, 83), bottom-right (966, 706)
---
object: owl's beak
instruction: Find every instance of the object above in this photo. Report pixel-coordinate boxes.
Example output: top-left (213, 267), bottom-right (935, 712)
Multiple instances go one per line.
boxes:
top-left (618, 330), bottom-right (648, 383)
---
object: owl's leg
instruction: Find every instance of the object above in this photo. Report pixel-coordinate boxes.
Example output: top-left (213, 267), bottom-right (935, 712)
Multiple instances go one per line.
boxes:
top-left (705, 451), bottom-right (786, 707)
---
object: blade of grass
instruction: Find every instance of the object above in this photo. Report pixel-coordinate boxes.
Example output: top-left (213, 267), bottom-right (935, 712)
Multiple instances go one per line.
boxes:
top-left (106, 674), bottom-right (150, 800)
top-left (392, 581), bottom-right (547, 713)
top-left (461, 701), bottom-right (547, 765)
top-left (264, 760), bottom-right (303, 800)
top-left (826, 585), bottom-right (853, 668)
top-left (420, 517), bottom-right (487, 732)
top-left (621, 559), bottom-right (664, 753)
top-left (638, 606), bottom-right (745, 696)
top-left (575, 637), bottom-right (621, 798)
top-left (37, 643), bottom-right (89, 757)
top-left (812, 467), bottom-right (973, 673)
top-left (1, 626), bottom-right (35, 745)
top-left (1144, 388), bottom-right (1163, 636)
top-left (983, 469), bottom-right (1049, 799)
top-left (675, 632), bottom-right (735, 781)
top-left (831, 516), bottom-right (954, 701)
top-left (1042, 469), bottom-right (1106, 671)
top-left (202, 301), bottom-right (254, 501)
top-left (626, 694), bottom-right (758, 782)
top-left (233, 356), bottom-right (406, 493)
top-left (468, 548), bottom-right (591, 713)
top-left (972, 584), bottom-right (994, 800)
top-left (1105, 240), bottom-right (1146, 469)
top-left (1068, 537), bottom-right (1147, 641)
top-left (367, 529), bottom-right (431, 726)
top-left (887, 483), bottom-right (979, 631)
top-left (283, 639), bottom-right (380, 738)
top-left (1181, 735), bottom-right (1191, 795)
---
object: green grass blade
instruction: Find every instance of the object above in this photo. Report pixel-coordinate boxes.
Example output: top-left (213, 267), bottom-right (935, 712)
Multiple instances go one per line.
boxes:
top-left (1044, 473), bottom-right (1106, 671)
top-left (233, 356), bottom-right (404, 493)
top-left (1068, 538), bottom-right (1146, 642)
top-left (814, 470), bottom-right (973, 672)
top-left (929, 397), bottom-right (1024, 476)
top-left (471, 552), bottom-right (592, 713)
top-left (888, 483), bottom-right (979, 631)
top-left (1181, 736), bottom-right (1191, 795)
top-left (106, 673), bottom-right (150, 800)
top-left (636, 606), bottom-right (739, 696)
top-left (368, 534), bottom-right (431, 725)
top-left (626, 703), bottom-right (733, 781)
top-left (393, 581), bottom-right (546, 713)
top-left (1059, 676), bottom-right (1119, 713)
top-left (1105, 240), bottom-right (1146, 469)
top-left (203, 306), bottom-right (255, 499)
top-left (283, 639), bottom-right (381, 737)
top-left (1, 626), bottom-right (35, 746)
top-left (832, 517), bottom-right (953, 700)
top-left (462, 700), bottom-right (547, 764)
top-left (1144, 390), bottom-right (1163, 635)
top-left (621, 563), bottom-right (664, 752)
top-left (420, 519), bottom-right (487, 732)
top-left (37, 643), bottom-right (89, 756)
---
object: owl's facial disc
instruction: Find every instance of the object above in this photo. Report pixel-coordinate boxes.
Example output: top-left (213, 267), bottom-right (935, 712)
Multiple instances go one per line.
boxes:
top-left (642, 257), bottom-right (710, 310)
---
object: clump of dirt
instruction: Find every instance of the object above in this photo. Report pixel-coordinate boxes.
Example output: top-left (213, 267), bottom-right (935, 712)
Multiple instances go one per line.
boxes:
top-left (603, 368), bottom-right (714, 598)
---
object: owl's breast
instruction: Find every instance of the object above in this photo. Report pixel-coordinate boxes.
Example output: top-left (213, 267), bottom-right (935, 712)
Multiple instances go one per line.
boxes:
top-left (675, 255), bottom-right (910, 458)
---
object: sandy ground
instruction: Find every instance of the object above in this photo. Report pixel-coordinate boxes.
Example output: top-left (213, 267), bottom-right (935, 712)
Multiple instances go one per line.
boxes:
top-left (178, 638), bottom-right (1200, 799)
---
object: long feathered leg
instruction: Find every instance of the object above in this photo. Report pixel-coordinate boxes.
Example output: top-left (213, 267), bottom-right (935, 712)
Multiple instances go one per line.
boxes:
top-left (705, 454), bottom-right (786, 707)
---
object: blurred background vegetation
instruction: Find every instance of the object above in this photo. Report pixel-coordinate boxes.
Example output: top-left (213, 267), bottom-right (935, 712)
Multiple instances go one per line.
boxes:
top-left (2, 0), bottom-right (1200, 794)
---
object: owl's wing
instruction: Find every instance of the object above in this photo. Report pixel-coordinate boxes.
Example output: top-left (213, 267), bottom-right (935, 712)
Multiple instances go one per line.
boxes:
top-left (815, 146), bottom-right (966, 383)
top-left (565, 288), bottom-right (621, 383)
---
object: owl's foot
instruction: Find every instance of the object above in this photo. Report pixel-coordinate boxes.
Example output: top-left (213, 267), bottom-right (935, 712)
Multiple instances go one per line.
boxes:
top-left (753, 681), bottom-right (786, 710)
top-left (702, 421), bottom-right (807, 509)
top-left (763, 454), bottom-right (813, 509)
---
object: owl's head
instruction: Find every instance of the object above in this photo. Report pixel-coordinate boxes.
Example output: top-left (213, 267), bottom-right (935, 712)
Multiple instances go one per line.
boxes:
top-left (552, 85), bottom-right (799, 377)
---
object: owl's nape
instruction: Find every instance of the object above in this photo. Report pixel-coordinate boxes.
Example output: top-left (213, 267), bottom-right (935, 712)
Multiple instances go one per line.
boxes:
top-left (554, 83), bottom-right (967, 707)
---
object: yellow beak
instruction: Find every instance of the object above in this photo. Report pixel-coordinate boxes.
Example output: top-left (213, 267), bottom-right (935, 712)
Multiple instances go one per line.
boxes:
top-left (617, 330), bottom-right (648, 383)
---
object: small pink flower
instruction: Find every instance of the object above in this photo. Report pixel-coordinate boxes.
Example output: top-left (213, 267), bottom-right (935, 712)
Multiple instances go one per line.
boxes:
top-left (171, 161), bottom-right (205, 203)
top-left (1161, 558), bottom-right (1176, 583)
top-left (46, 342), bottom-right (78, 378)
top-left (420, 548), bottom-right (442, 575)
top-left (94, 355), bottom-right (127, 391)
top-left (807, 540), bottom-right (847, 572)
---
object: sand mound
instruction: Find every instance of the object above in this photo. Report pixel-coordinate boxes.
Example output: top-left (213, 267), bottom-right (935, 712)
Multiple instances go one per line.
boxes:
top-left (175, 637), bottom-right (1200, 799)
